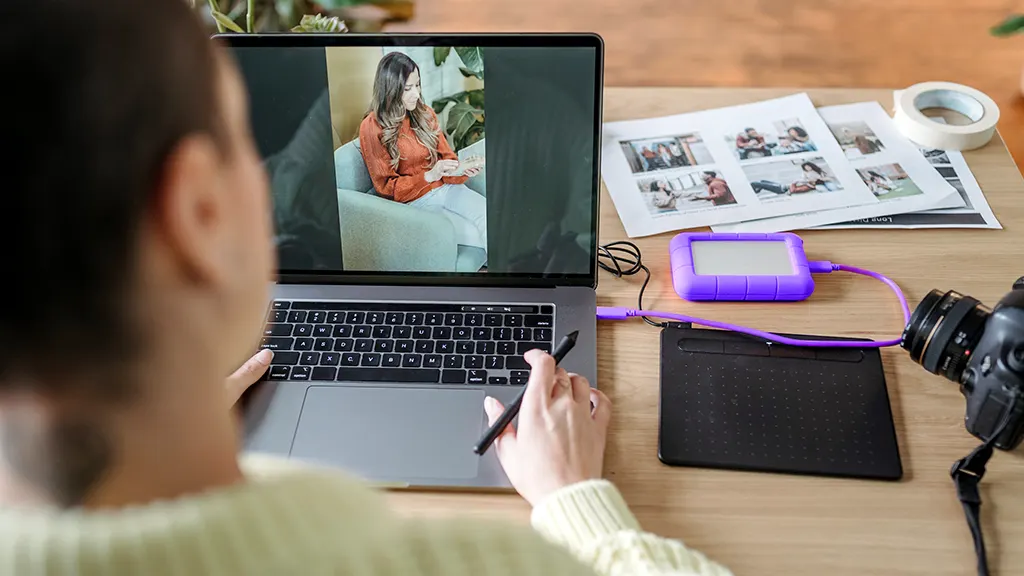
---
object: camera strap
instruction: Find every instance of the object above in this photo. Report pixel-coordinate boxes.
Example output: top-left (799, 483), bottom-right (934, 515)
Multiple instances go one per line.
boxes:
top-left (950, 438), bottom-right (997, 576)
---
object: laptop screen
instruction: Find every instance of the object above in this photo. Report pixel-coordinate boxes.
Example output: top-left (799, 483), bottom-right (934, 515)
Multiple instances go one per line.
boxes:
top-left (227, 36), bottom-right (602, 284)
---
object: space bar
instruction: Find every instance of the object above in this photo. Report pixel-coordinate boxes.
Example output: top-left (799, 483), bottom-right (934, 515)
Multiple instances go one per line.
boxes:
top-left (335, 368), bottom-right (440, 383)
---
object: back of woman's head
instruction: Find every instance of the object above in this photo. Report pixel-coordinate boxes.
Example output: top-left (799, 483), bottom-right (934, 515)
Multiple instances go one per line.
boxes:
top-left (0, 0), bottom-right (222, 398)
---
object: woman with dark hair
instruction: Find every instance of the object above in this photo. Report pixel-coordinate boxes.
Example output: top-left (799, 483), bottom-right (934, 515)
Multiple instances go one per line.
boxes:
top-left (865, 169), bottom-right (895, 196)
top-left (786, 126), bottom-right (817, 152)
top-left (790, 161), bottom-right (835, 193)
top-left (359, 52), bottom-right (486, 252)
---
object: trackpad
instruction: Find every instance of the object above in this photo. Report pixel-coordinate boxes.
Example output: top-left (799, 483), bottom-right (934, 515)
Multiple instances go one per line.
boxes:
top-left (290, 386), bottom-right (484, 481)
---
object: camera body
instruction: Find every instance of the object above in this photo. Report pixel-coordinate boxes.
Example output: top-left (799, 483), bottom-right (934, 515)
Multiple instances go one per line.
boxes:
top-left (902, 278), bottom-right (1024, 450)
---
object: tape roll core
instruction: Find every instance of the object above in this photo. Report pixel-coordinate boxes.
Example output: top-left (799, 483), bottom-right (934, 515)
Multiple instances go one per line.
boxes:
top-left (893, 82), bottom-right (999, 151)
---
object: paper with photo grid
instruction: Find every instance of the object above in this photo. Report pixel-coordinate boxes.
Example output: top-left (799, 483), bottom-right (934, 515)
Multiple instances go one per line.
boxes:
top-left (601, 93), bottom-right (878, 237)
top-left (814, 114), bottom-right (1001, 229)
top-left (713, 102), bottom-right (965, 233)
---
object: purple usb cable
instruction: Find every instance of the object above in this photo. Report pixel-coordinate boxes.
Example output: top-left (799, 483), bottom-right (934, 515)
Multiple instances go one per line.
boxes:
top-left (597, 261), bottom-right (912, 349)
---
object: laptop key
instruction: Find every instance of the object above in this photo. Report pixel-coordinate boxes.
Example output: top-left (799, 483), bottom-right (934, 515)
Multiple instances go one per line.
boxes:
top-left (413, 326), bottom-right (431, 339)
top-left (313, 325), bottom-right (331, 338)
top-left (271, 351), bottom-right (300, 365)
top-left (268, 365), bottom-right (290, 380)
top-left (476, 341), bottom-right (495, 355)
top-left (367, 312), bottom-right (386, 325)
top-left (355, 339), bottom-right (373, 352)
top-left (261, 337), bottom-right (294, 351)
top-left (393, 326), bottom-right (412, 339)
top-left (332, 325), bottom-right (352, 338)
top-left (295, 338), bottom-right (314, 351)
top-left (403, 354), bottom-right (422, 368)
top-left (436, 340), bottom-right (455, 354)
top-left (497, 342), bottom-right (516, 355)
top-left (406, 312), bottom-right (424, 325)
top-left (495, 328), bottom-right (512, 340)
top-left (444, 355), bottom-right (463, 369)
top-left (426, 313), bottom-right (444, 326)
top-left (308, 311), bottom-right (326, 324)
top-left (336, 368), bottom-right (440, 383)
top-left (301, 352), bottom-right (320, 365)
top-left (386, 312), bottom-right (405, 325)
top-left (453, 327), bottom-right (471, 340)
top-left (373, 325), bottom-right (392, 339)
top-left (534, 328), bottom-right (553, 342)
top-left (423, 354), bottom-right (442, 368)
top-left (456, 341), bottom-right (474, 355)
top-left (415, 340), bottom-right (434, 353)
top-left (327, 312), bottom-right (345, 324)
top-left (506, 356), bottom-right (529, 370)
top-left (442, 369), bottom-right (467, 384)
top-left (354, 325), bottom-right (372, 338)
top-left (382, 354), bottom-right (401, 367)
top-left (486, 356), bottom-right (503, 370)
top-left (334, 338), bottom-right (354, 352)
top-left (504, 315), bottom-right (524, 327)
top-left (320, 353), bottom-right (340, 366)
top-left (287, 311), bottom-right (307, 323)
top-left (375, 340), bottom-right (394, 353)
top-left (513, 328), bottom-right (532, 341)
top-left (311, 367), bottom-right (336, 381)
top-left (269, 310), bottom-right (288, 323)
top-left (465, 314), bottom-right (483, 327)
top-left (314, 338), bottom-right (333, 351)
top-left (510, 371), bottom-right (530, 378)
top-left (396, 340), bottom-right (414, 353)
top-left (488, 376), bottom-right (508, 385)
top-left (472, 327), bottom-right (491, 340)
top-left (445, 313), bottom-right (463, 326)
top-left (517, 342), bottom-right (551, 355)
top-left (465, 356), bottom-right (484, 369)
top-left (346, 311), bottom-right (366, 324)
top-left (272, 301), bottom-right (290, 310)
top-left (525, 315), bottom-right (554, 328)
top-left (432, 326), bottom-right (452, 339)
top-left (294, 324), bottom-right (313, 337)
top-left (341, 353), bottom-right (360, 366)
top-left (484, 314), bottom-right (502, 327)
top-left (360, 353), bottom-right (381, 367)
top-left (291, 366), bottom-right (311, 381)
top-left (511, 376), bottom-right (528, 386)
top-left (468, 370), bottom-right (487, 384)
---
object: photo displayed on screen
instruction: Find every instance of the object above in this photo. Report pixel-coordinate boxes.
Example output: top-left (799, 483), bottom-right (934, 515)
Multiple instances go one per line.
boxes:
top-left (232, 43), bottom-right (598, 277)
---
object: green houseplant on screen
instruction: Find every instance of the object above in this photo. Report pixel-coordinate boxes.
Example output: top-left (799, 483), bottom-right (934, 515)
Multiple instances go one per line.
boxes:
top-left (991, 14), bottom-right (1024, 95)
top-left (194, 0), bottom-right (413, 33)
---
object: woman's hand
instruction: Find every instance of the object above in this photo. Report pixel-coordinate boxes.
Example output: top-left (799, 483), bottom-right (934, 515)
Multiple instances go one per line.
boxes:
top-left (225, 349), bottom-right (273, 408)
top-left (482, 350), bottom-right (612, 506)
top-left (425, 159), bottom-right (460, 183)
top-left (464, 166), bottom-right (482, 178)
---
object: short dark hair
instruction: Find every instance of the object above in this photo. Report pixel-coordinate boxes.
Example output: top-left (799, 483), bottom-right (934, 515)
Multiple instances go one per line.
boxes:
top-left (0, 0), bottom-right (222, 395)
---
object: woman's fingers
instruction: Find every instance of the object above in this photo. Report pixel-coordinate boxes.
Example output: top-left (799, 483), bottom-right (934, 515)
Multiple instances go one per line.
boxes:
top-left (568, 372), bottom-right (591, 404)
top-left (590, 388), bottom-right (612, 431)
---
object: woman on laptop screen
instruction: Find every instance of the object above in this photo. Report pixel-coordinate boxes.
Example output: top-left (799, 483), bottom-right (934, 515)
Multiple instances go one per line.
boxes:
top-left (359, 52), bottom-right (488, 260)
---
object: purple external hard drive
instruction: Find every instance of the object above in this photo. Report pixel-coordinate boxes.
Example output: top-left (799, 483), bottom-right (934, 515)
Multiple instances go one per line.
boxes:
top-left (670, 232), bottom-right (815, 301)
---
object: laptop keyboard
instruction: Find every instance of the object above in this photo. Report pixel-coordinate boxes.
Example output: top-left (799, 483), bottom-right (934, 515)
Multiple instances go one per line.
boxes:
top-left (260, 301), bottom-right (554, 385)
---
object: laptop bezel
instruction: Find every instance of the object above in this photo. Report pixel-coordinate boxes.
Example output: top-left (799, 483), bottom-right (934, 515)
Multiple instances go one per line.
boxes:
top-left (220, 33), bottom-right (604, 290)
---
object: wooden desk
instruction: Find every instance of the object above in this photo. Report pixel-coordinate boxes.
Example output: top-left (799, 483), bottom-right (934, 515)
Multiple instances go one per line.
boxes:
top-left (389, 88), bottom-right (1024, 576)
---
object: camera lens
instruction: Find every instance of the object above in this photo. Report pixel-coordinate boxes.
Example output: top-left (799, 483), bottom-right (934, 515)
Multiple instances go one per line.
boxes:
top-left (901, 289), bottom-right (991, 382)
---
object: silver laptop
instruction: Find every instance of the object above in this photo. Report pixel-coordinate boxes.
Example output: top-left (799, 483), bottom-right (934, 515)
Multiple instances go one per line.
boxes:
top-left (226, 34), bottom-right (604, 488)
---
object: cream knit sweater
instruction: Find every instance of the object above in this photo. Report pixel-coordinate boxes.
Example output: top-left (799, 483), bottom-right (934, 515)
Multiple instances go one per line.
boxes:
top-left (0, 454), bottom-right (731, 575)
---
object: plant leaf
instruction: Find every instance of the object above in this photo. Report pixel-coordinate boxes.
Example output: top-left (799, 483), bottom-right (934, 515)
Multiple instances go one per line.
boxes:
top-left (446, 102), bottom-right (483, 151)
top-left (465, 89), bottom-right (485, 109)
top-left (211, 9), bottom-right (245, 33)
top-left (454, 46), bottom-right (484, 78)
top-left (431, 96), bottom-right (458, 114)
top-left (291, 13), bottom-right (348, 33)
top-left (316, 0), bottom-right (370, 8)
top-left (458, 66), bottom-right (484, 80)
top-left (991, 14), bottom-right (1024, 36)
top-left (433, 46), bottom-right (452, 67)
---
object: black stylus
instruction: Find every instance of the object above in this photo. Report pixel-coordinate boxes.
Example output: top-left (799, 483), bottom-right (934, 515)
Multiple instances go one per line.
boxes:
top-left (473, 330), bottom-right (579, 455)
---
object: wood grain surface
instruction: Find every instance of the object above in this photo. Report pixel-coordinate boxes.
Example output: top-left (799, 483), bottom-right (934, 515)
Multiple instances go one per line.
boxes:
top-left (387, 87), bottom-right (1024, 576)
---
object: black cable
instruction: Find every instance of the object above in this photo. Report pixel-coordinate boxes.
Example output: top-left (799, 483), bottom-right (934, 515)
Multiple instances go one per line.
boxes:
top-left (597, 241), bottom-right (664, 328)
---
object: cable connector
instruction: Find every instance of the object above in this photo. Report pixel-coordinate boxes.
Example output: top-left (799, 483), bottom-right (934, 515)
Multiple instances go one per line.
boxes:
top-left (808, 260), bottom-right (838, 274)
top-left (596, 306), bottom-right (634, 321)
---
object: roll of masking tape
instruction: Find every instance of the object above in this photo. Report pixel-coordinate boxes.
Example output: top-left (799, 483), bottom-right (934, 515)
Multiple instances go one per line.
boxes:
top-left (893, 82), bottom-right (999, 151)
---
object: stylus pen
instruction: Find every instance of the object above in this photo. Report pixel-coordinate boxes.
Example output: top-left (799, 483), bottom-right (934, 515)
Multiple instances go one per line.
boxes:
top-left (473, 330), bottom-right (579, 456)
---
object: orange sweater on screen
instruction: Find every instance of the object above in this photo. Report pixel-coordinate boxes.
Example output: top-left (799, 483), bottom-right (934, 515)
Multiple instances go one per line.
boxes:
top-left (359, 110), bottom-right (468, 203)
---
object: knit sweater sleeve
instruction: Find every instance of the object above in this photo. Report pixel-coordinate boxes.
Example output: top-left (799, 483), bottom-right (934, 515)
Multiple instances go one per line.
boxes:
top-left (359, 115), bottom-right (438, 203)
top-left (531, 480), bottom-right (733, 576)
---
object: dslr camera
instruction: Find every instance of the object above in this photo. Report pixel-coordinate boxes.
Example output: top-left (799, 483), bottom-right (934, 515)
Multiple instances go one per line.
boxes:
top-left (901, 277), bottom-right (1024, 450)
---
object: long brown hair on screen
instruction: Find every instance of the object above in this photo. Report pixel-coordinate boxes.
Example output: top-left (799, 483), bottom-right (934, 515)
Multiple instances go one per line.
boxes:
top-left (367, 51), bottom-right (440, 170)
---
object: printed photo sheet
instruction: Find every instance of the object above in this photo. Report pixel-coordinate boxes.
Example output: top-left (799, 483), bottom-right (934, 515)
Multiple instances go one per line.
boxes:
top-left (601, 94), bottom-right (877, 237)
top-left (713, 102), bottom-right (964, 233)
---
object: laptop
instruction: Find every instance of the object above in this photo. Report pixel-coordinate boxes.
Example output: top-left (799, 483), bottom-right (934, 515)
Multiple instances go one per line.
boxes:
top-left (224, 34), bottom-right (605, 489)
